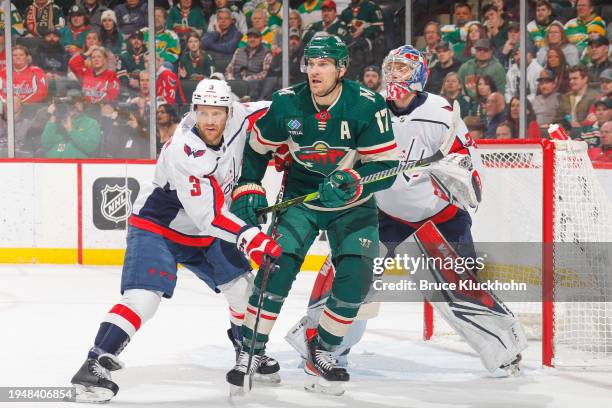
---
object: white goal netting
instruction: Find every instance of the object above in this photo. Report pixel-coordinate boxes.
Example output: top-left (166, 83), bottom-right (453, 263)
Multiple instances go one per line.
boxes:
top-left (430, 140), bottom-right (612, 367)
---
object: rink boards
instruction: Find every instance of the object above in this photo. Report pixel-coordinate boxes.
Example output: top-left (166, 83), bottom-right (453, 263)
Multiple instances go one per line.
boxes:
top-left (0, 159), bottom-right (610, 267)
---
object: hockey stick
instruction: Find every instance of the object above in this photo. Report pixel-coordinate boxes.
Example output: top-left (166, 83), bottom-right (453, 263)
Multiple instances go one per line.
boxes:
top-left (256, 100), bottom-right (461, 217)
top-left (299, 100), bottom-right (463, 275)
top-left (245, 165), bottom-right (290, 391)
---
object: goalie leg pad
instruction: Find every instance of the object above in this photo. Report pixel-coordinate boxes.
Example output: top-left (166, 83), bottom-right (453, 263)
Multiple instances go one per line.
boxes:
top-left (398, 221), bottom-right (527, 372)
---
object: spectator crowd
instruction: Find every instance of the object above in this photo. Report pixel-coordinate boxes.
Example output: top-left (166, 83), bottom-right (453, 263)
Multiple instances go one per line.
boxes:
top-left (0, 0), bottom-right (609, 163)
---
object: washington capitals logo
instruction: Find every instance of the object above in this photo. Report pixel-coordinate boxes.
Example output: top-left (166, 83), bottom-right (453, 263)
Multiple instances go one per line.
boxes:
top-left (184, 144), bottom-right (205, 158)
top-left (294, 141), bottom-right (350, 176)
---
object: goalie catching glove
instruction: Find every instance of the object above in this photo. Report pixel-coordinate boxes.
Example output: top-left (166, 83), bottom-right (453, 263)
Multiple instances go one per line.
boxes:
top-left (236, 226), bottom-right (282, 267)
top-left (318, 169), bottom-right (363, 208)
top-left (428, 153), bottom-right (482, 211)
top-left (231, 183), bottom-right (268, 225)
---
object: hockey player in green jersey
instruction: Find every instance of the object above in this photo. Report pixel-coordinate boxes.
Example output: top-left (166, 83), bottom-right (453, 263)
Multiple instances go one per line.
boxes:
top-left (226, 34), bottom-right (398, 393)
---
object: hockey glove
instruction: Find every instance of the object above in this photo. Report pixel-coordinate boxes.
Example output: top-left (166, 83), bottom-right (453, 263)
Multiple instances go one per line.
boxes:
top-left (317, 169), bottom-right (363, 208)
top-left (274, 144), bottom-right (293, 172)
top-left (231, 183), bottom-right (268, 225)
top-left (236, 226), bottom-right (282, 267)
top-left (429, 153), bottom-right (482, 211)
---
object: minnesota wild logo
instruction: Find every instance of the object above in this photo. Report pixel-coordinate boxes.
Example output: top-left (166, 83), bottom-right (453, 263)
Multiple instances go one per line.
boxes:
top-left (294, 141), bottom-right (350, 176)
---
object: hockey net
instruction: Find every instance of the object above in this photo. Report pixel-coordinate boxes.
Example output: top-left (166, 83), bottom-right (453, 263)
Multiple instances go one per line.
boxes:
top-left (423, 139), bottom-right (612, 367)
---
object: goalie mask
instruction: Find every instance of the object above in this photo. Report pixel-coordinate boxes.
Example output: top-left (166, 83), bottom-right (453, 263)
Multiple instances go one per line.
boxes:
top-left (382, 45), bottom-right (429, 100)
top-left (191, 78), bottom-right (233, 119)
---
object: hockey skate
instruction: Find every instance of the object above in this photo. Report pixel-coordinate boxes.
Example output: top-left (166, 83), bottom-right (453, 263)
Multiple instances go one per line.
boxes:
top-left (227, 329), bottom-right (280, 384)
top-left (303, 329), bottom-right (349, 396)
top-left (226, 350), bottom-right (262, 396)
top-left (499, 354), bottom-right (522, 377)
top-left (71, 358), bottom-right (119, 403)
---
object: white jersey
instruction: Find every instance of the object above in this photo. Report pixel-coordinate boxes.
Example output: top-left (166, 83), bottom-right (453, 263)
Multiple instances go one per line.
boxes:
top-left (375, 92), bottom-right (473, 224)
top-left (130, 101), bottom-right (269, 246)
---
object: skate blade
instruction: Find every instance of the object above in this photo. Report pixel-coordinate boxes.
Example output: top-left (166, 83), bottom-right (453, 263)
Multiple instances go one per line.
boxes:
top-left (253, 372), bottom-right (281, 384)
top-left (303, 376), bottom-right (345, 396)
top-left (73, 384), bottom-right (114, 403)
top-left (492, 364), bottom-right (521, 378)
top-left (501, 364), bottom-right (521, 377)
top-left (229, 383), bottom-right (247, 397)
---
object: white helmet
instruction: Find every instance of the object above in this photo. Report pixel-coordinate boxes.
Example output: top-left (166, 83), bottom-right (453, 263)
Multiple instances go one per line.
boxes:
top-left (191, 79), bottom-right (233, 116)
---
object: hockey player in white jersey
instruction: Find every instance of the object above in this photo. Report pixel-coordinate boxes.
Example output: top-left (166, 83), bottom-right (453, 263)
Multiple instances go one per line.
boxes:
top-left (69, 79), bottom-right (282, 403)
top-left (287, 45), bottom-right (526, 376)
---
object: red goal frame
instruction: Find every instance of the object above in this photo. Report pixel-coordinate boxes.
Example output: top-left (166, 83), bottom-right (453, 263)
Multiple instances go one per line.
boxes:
top-left (422, 139), bottom-right (612, 367)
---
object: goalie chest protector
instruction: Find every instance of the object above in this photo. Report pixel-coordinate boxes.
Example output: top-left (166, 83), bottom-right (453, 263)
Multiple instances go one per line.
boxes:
top-left (375, 92), bottom-right (467, 223)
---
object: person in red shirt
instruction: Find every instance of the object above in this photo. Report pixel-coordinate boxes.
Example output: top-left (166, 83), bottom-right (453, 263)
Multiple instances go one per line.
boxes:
top-left (589, 121), bottom-right (612, 162)
top-left (0, 31), bottom-right (6, 71)
top-left (0, 45), bottom-right (48, 104)
top-left (144, 52), bottom-right (186, 105)
top-left (69, 46), bottom-right (119, 103)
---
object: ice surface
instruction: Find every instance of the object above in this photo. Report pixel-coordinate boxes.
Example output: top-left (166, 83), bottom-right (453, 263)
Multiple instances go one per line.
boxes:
top-left (0, 265), bottom-right (610, 407)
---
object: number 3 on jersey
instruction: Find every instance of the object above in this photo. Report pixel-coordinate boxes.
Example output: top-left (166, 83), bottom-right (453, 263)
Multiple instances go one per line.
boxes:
top-left (189, 176), bottom-right (201, 196)
top-left (375, 108), bottom-right (390, 133)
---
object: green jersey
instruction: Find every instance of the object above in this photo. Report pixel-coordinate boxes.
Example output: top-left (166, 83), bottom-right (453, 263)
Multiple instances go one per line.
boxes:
top-left (339, 0), bottom-right (383, 39)
top-left (238, 26), bottom-right (277, 48)
top-left (0, 3), bottom-right (26, 36)
top-left (142, 28), bottom-right (181, 64)
top-left (303, 18), bottom-right (350, 45)
top-left (166, 5), bottom-right (207, 38)
top-left (527, 19), bottom-right (562, 49)
top-left (564, 14), bottom-right (607, 53)
top-left (268, 5), bottom-right (283, 30)
top-left (242, 79), bottom-right (399, 210)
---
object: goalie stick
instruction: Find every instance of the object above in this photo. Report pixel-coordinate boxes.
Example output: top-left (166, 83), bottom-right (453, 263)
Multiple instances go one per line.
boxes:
top-left (255, 100), bottom-right (462, 216)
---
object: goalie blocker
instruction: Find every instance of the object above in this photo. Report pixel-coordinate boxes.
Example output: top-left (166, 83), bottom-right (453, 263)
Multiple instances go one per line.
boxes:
top-left (397, 221), bottom-right (527, 372)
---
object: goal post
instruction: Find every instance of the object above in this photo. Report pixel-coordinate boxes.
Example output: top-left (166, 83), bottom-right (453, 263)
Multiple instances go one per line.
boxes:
top-left (422, 139), bottom-right (612, 368)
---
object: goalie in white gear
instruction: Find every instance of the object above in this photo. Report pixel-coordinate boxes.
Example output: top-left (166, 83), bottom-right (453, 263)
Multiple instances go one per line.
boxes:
top-left (287, 45), bottom-right (525, 375)
top-left (69, 79), bottom-right (282, 403)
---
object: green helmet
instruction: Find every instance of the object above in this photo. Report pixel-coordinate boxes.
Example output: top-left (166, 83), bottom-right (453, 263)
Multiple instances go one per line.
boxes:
top-left (301, 34), bottom-right (350, 72)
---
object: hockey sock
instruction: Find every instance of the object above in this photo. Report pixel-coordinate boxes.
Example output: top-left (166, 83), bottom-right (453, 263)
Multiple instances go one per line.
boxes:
top-left (242, 254), bottom-right (302, 353)
top-left (230, 322), bottom-right (242, 343)
top-left (88, 322), bottom-right (130, 359)
top-left (317, 255), bottom-right (373, 350)
top-left (87, 290), bottom-right (161, 359)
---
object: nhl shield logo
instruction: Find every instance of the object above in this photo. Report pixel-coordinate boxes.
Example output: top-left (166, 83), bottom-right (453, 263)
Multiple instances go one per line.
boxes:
top-left (93, 177), bottom-right (140, 230)
top-left (101, 185), bottom-right (133, 223)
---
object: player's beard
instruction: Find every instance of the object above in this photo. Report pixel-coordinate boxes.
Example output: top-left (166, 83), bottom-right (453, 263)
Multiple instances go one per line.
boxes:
top-left (197, 122), bottom-right (226, 147)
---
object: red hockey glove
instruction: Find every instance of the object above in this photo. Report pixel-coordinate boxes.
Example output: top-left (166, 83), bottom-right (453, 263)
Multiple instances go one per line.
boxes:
top-left (273, 143), bottom-right (292, 172)
top-left (236, 226), bottom-right (282, 267)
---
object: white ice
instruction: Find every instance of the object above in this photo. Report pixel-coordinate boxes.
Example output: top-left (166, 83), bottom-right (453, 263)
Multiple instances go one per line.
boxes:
top-left (1, 264), bottom-right (611, 408)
